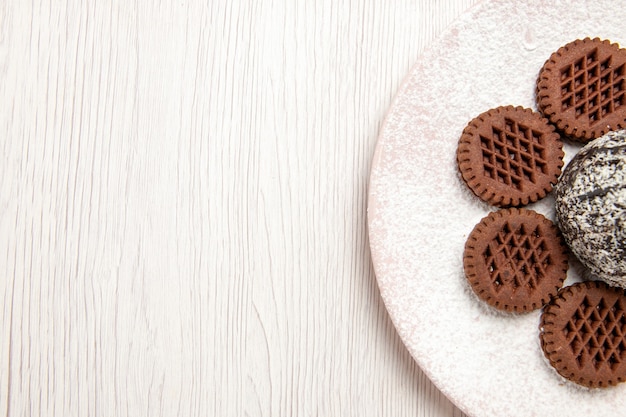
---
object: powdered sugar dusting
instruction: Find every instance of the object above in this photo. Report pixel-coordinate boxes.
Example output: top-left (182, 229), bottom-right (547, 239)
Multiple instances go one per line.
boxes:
top-left (367, 1), bottom-right (626, 416)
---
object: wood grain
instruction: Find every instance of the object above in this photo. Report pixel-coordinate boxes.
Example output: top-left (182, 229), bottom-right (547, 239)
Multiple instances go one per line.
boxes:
top-left (0, 1), bottom-right (477, 415)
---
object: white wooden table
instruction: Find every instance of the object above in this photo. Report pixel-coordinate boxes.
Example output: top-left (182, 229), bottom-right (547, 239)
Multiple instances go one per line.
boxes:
top-left (1, 1), bottom-right (479, 415)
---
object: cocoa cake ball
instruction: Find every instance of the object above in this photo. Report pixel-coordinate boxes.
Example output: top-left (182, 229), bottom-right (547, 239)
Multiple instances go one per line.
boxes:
top-left (555, 130), bottom-right (626, 287)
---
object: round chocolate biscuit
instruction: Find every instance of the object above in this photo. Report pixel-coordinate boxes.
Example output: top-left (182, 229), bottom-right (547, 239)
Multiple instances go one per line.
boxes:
top-left (457, 106), bottom-right (564, 207)
top-left (540, 281), bottom-right (626, 388)
top-left (537, 37), bottom-right (626, 142)
top-left (463, 208), bottom-right (568, 313)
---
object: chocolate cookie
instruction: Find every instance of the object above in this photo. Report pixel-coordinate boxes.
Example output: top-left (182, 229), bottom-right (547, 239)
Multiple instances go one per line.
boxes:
top-left (540, 281), bottom-right (626, 388)
top-left (537, 37), bottom-right (626, 142)
top-left (463, 208), bottom-right (568, 312)
top-left (555, 130), bottom-right (626, 288)
top-left (457, 106), bottom-right (564, 207)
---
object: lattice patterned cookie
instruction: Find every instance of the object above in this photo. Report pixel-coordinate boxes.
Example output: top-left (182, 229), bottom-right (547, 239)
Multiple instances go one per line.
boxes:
top-left (537, 37), bottom-right (626, 142)
top-left (457, 106), bottom-right (564, 207)
top-left (463, 208), bottom-right (568, 312)
top-left (540, 281), bottom-right (626, 388)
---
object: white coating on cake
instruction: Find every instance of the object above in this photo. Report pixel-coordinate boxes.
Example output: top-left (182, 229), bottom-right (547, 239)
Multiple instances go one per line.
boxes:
top-left (555, 130), bottom-right (626, 286)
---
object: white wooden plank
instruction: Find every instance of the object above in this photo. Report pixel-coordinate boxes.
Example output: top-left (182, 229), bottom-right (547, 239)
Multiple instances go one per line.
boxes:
top-left (0, 1), bottom-right (478, 416)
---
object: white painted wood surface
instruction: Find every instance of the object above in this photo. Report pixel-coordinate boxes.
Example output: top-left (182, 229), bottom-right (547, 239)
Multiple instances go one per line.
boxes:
top-left (0, 1), bottom-right (479, 415)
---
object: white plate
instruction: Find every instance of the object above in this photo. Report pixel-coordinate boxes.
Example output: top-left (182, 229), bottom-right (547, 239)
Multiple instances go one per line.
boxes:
top-left (367, 1), bottom-right (626, 416)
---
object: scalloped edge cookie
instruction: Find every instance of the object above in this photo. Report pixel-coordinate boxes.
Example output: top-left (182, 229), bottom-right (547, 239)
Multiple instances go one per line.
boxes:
top-left (463, 208), bottom-right (568, 312)
top-left (457, 105), bottom-right (564, 207)
top-left (540, 281), bottom-right (626, 388)
top-left (537, 37), bottom-right (626, 142)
